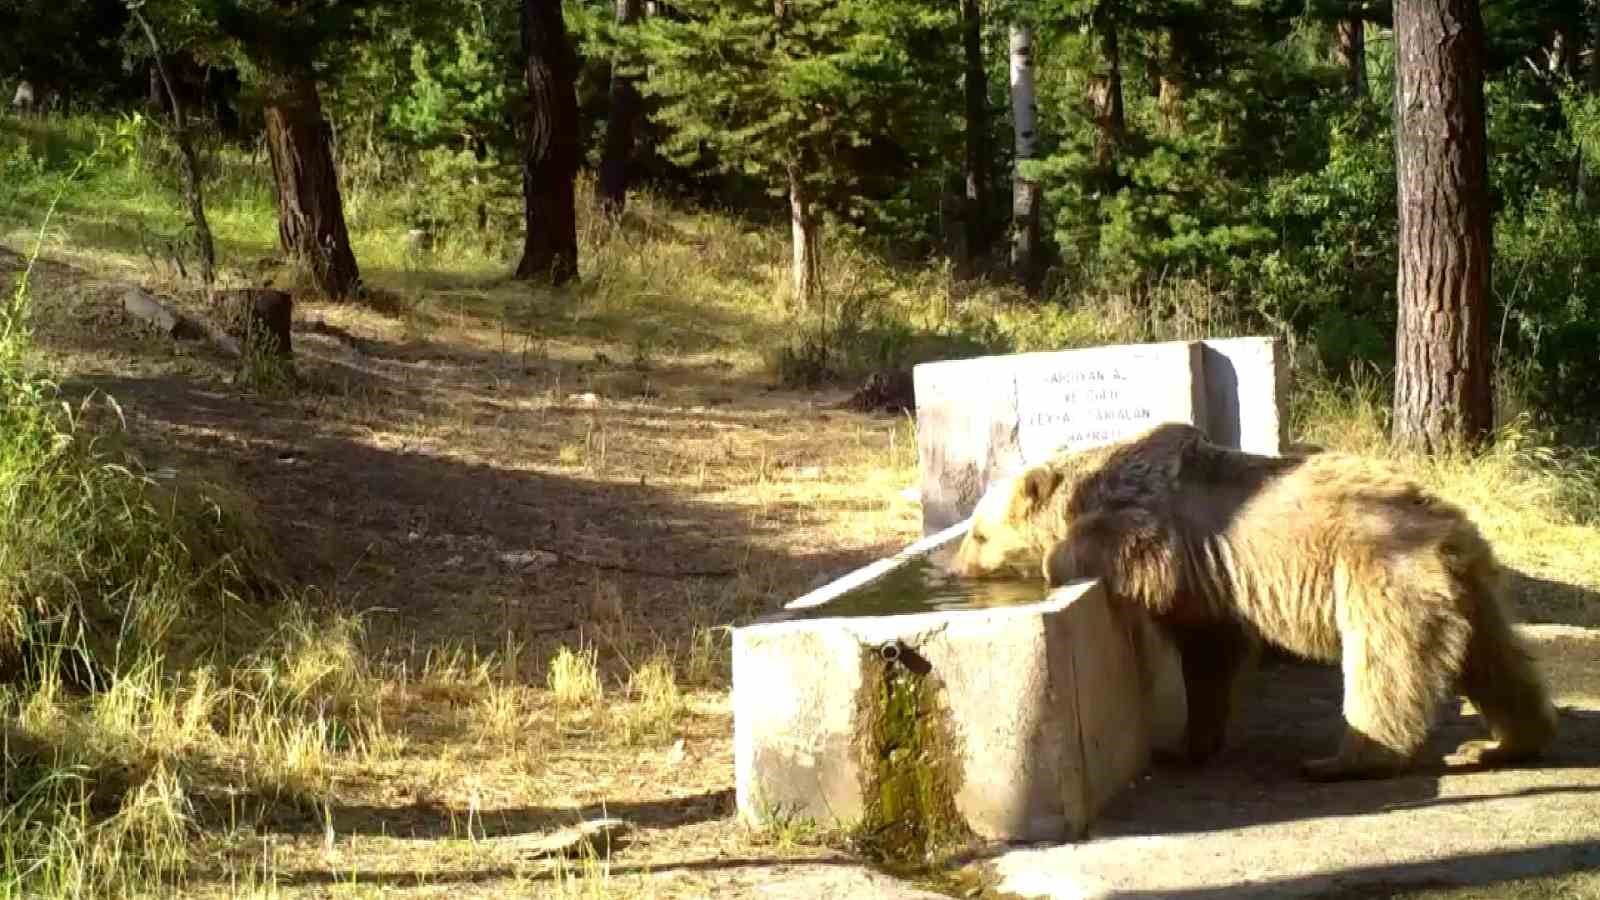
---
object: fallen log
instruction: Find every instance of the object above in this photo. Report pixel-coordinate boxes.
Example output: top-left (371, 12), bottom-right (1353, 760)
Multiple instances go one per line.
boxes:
top-left (121, 286), bottom-right (294, 366)
top-left (122, 286), bottom-right (203, 341)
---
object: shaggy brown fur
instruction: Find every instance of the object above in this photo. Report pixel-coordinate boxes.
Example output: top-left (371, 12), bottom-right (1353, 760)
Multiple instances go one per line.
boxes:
top-left (951, 422), bottom-right (1559, 781)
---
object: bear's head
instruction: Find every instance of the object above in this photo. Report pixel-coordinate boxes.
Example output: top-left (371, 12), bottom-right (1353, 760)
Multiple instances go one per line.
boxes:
top-left (949, 464), bottom-right (1065, 579)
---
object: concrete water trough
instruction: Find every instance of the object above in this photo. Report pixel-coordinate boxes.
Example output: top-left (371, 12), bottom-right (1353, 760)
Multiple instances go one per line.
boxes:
top-left (732, 520), bottom-right (1187, 849)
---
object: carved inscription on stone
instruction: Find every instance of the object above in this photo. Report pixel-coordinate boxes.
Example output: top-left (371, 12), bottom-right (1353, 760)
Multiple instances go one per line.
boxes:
top-left (1012, 343), bottom-right (1203, 460)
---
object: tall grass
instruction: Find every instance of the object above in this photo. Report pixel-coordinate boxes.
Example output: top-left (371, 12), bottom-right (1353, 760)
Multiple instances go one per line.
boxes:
top-left (0, 148), bottom-right (390, 898)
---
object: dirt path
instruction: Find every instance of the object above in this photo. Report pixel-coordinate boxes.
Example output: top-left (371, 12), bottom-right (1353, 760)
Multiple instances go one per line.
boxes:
top-left (7, 243), bottom-right (948, 896)
top-left (975, 625), bottom-right (1600, 899)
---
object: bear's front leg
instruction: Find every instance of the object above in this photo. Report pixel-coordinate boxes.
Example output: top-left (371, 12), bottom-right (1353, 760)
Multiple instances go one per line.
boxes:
top-left (1300, 612), bottom-right (1462, 781)
top-left (1301, 731), bottom-right (1415, 782)
top-left (1171, 620), bottom-right (1259, 765)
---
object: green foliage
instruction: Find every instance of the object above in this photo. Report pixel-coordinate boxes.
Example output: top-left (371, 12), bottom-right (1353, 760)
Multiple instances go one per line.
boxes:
top-left (141, 0), bottom-right (380, 77)
top-left (4, 0), bottom-right (1600, 424)
top-left (0, 143), bottom-right (305, 900)
top-left (375, 2), bottom-right (523, 231)
top-left (0, 0), bottom-right (130, 106)
top-left (389, 25), bottom-right (514, 150)
top-left (628, 0), bottom-right (962, 244)
top-left (1035, 6), bottom-right (1336, 292)
top-left (1001, 4), bottom-right (1600, 423)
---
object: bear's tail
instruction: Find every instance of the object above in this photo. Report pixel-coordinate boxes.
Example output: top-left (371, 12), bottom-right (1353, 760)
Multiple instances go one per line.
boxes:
top-left (1458, 578), bottom-right (1559, 762)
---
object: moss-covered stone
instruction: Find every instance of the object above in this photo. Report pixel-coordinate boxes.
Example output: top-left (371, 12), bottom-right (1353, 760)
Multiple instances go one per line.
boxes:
top-left (849, 643), bottom-right (974, 867)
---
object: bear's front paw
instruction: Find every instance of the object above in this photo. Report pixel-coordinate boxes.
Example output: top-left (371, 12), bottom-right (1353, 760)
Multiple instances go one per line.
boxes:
top-left (1448, 738), bottom-right (1543, 768)
top-left (1448, 739), bottom-right (1498, 767)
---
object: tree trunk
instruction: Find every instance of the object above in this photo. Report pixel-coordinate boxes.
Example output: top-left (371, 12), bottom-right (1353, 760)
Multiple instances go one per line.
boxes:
top-left (1549, 25), bottom-right (1576, 77)
top-left (1391, 0), bottom-right (1493, 453)
top-left (788, 163), bottom-right (819, 309)
top-left (1009, 23), bottom-right (1041, 294)
top-left (147, 63), bottom-right (164, 113)
top-left (263, 74), bottom-right (361, 299)
top-left (1578, 9), bottom-right (1600, 210)
top-left (1334, 18), bottom-right (1368, 97)
top-left (960, 0), bottom-right (990, 272)
top-left (775, 0), bottom-right (818, 308)
top-left (1088, 5), bottom-right (1124, 175)
top-left (215, 288), bottom-right (294, 360)
top-left (597, 0), bottom-right (644, 221)
top-left (1157, 27), bottom-right (1185, 136)
top-left (516, 0), bottom-right (581, 284)
top-left (131, 8), bottom-right (215, 288)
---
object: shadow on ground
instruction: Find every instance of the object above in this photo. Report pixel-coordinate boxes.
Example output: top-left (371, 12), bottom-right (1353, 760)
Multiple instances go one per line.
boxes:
top-left (259, 853), bottom-right (868, 890)
top-left (967, 627), bottom-right (1600, 899)
top-left (231, 788), bottom-right (736, 840)
top-left (1507, 568), bottom-right (1600, 629)
top-left (1103, 840), bottom-right (1600, 899)
top-left (53, 373), bottom-right (875, 662)
top-left (1084, 650), bottom-right (1600, 841)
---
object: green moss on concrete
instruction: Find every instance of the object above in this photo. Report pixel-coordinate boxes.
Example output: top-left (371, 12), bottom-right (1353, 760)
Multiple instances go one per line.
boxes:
top-left (850, 644), bottom-right (974, 867)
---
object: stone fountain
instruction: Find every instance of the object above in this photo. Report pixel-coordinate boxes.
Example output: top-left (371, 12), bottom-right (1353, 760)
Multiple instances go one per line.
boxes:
top-left (731, 337), bottom-right (1287, 848)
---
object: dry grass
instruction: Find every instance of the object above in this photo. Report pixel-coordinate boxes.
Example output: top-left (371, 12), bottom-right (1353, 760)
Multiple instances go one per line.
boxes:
top-left (1293, 365), bottom-right (1600, 626)
top-left (0, 118), bottom-right (1597, 897)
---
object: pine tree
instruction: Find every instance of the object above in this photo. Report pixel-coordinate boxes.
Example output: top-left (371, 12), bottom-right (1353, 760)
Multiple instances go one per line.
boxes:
top-left (1391, 0), bottom-right (1494, 452)
top-left (142, 0), bottom-right (378, 299)
top-left (598, 0), bottom-right (646, 220)
top-left (961, 0), bottom-right (991, 273)
top-left (631, 0), bottom-right (958, 308)
top-left (515, 0), bottom-right (580, 285)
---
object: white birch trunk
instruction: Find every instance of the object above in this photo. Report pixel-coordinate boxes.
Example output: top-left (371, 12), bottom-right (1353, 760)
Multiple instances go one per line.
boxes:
top-left (789, 164), bottom-right (818, 309)
top-left (1009, 24), bottom-right (1041, 291)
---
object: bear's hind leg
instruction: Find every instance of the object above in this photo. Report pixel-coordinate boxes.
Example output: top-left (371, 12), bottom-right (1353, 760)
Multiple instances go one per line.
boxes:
top-left (1452, 589), bottom-right (1558, 768)
top-left (1302, 600), bottom-right (1470, 782)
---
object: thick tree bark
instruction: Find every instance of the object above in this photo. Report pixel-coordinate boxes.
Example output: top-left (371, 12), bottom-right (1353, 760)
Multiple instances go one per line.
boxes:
top-left (263, 74), bottom-right (361, 299)
top-left (1087, 5), bottom-right (1124, 175)
top-left (516, 0), bottom-right (581, 284)
top-left (597, 0), bottom-right (644, 221)
top-left (131, 9), bottom-right (215, 288)
top-left (788, 163), bottom-right (819, 309)
top-left (1391, 0), bottom-right (1493, 453)
top-left (215, 288), bottom-right (294, 360)
top-left (1334, 18), bottom-right (1368, 97)
top-left (960, 0), bottom-right (990, 271)
top-left (1009, 23), bottom-right (1041, 294)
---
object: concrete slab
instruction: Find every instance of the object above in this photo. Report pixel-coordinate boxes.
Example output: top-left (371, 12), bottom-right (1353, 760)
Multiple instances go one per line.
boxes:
top-left (913, 341), bottom-right (1209, 534)
top-left (910, 336), bottom-right (1290, 534)
top-left (1200, 336), bottom-right (1288, 457)
top-left (733, 526), bottom-right (1184, 844)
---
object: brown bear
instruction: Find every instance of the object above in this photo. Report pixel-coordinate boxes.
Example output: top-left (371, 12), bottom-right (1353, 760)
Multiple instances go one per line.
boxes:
top-left (950, 422), bottom-right (1559, 782)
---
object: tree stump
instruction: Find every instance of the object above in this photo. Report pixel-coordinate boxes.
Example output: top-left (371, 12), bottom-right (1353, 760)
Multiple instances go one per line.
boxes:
top-left (213, 288), bottom-right (293, 359)
top-left (838, 368), bottom-right (916, 414)
top-left (123, 286), bottom-right (203, 340)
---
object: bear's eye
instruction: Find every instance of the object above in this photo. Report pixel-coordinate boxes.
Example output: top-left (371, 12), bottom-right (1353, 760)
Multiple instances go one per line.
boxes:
top-left (971, 533), bottom-right (986, 545)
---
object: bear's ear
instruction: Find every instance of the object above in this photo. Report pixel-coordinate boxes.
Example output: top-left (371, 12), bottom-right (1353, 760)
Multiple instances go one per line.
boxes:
top-left (1017, 467), bottom-right (1063, 513)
